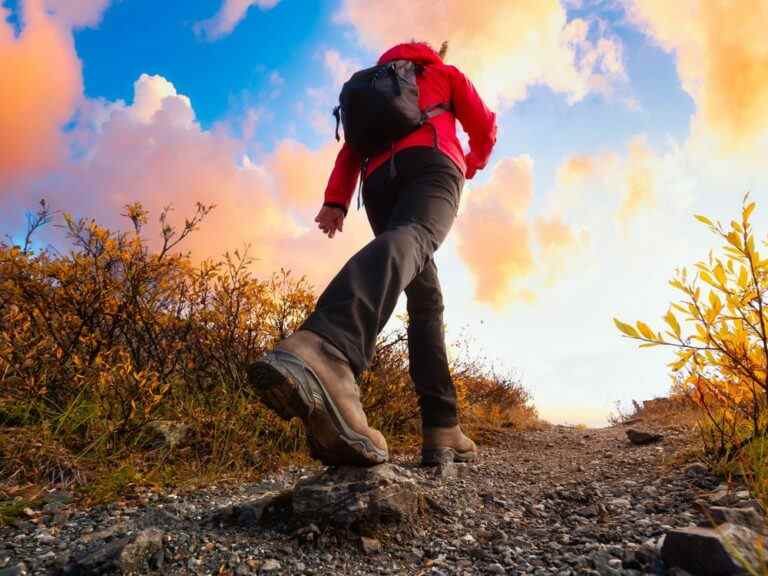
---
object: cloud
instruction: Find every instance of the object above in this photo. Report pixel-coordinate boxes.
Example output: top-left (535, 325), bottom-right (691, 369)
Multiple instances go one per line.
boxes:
top-left (44, 0), bottom-right (111, 28)
top-left (0, 0), bottom-right (82, 192)
top-left (559, 136), bottom-right (658, 225)
top-left (335, 0), bottom-right (625, 106)
top-left (629, 0), bottom-right (768, 147)
top-left (4, 71), bottom-right (373, 290)
top-left (195, 0), bottom-right (281, 40)
top-left (455, 157), bottom-right (536, 306)
top-left (618, 136), bottom-right (656, 223)
top-left (455, 154), bottom-right (591, 307)
top-left (323, 49), bottom-right (360, 87)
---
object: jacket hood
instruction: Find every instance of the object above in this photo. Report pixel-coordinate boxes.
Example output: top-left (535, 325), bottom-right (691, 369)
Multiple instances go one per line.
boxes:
top-left (377, 43), bottom-right (443, 66)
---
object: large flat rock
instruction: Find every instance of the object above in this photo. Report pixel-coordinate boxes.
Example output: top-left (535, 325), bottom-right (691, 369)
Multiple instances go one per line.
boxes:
top-left (291, 463), bottom-right (423, 528)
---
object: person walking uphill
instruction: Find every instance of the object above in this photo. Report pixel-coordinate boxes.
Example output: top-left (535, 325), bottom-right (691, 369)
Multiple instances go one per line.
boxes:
top-left (247, 41), bottom-right (497, 467)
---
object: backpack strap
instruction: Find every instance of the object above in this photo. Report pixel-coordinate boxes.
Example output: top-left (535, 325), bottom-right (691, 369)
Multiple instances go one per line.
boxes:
top-left (420, 102), bottom-right (452, 147)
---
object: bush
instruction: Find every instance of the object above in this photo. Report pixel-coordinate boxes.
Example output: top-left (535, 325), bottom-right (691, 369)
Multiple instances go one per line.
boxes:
top-left (1, 201), bottom-right (537, 502)
top-left (615, 196), bottom-right (767, 496)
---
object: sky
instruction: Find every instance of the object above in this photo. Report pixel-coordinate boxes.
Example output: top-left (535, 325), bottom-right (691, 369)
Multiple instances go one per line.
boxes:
top-left (2, 0), bottom-right (767, 426)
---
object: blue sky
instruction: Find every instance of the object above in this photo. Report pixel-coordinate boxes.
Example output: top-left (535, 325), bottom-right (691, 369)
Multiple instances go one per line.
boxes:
top-left (2, 0), bottom-right (765, 425)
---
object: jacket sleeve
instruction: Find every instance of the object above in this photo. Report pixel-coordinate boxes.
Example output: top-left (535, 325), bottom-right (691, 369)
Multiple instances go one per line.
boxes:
top-left (323, 142), bottom-right (361, 214)
top-left (449, 66), bottom-right (497, 178)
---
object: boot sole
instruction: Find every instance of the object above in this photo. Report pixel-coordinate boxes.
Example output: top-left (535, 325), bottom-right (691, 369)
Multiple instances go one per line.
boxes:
top-left (421, 447), bottom-right (477, 466)
top-left (247, 351), bottom-right (387, 467)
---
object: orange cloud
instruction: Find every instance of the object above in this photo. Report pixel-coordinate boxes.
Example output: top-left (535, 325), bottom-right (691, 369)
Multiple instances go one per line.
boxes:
top-left (18, 73), bottom-right (374, 292)
top-left (267, 139), bottom-right (339, 214)
top-left (456, 157), bottom-right (536, 307)
top-left (0, 0), bottom-right (82, 191)
top-left (553, 137), bottom-right (657, 226)
top-left (629, 0), bottom-right (768, 147)
top-left (618, 137), bottom-right (656, 223)
top-left (336, 0), bottom-right (625, 105)
top-left (195, 0), bottom-right (281, 40)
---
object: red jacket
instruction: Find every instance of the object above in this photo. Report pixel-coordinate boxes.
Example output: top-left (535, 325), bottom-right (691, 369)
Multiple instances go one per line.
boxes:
top-left (323, 43), bottom-right (498, 212)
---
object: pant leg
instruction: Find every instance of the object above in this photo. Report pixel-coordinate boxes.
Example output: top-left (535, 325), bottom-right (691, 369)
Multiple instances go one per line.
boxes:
top-left (301, 147), bottom-right (463, 376)
top-left (405, 259), bottom-right (458, 427)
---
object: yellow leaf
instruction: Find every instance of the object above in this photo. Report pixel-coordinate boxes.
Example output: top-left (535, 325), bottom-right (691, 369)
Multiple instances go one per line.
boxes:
top-left (664, 310), bottom-right (681, 338)
top-left (744, 201), bottom-right (756, 221)
top-left (636, 321), bottom-right (656, 340)
top-left (695, 214), bottom-right (714, 226)
top-left (714, 263), bottom-right (726, 285)
top-left (738, 266), bottom-right (748, 288)
top-left (614, 318), bottom-right (640, 338)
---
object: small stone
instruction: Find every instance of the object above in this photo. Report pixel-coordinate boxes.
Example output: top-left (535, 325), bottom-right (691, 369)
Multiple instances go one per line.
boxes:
top-left (486, 563), bottom-right (506, 574)
top-left (360, 537), bottom-right (382, 555)
top-left (0, 563), bottom-right (29, 576)
top-left (626, 429), bottom-right (663, 445)
top-left (661, 523), bottom-right (766, 576)
top-left (208, 491), bottom-right (290, 528)
top-left (684, 462), bottom-right (708, 478)
top-left (260, 559), bottom-right (281, 573)
top-left (61, 528), bottom-right (165, 575)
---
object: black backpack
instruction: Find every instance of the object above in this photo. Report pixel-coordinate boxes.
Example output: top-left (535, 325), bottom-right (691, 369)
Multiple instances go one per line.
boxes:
top-left (333, 60), bottom-right (450, 173)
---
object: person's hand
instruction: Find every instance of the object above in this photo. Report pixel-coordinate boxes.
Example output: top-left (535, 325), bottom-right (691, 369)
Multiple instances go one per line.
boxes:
top-left (315, 205), bottom-right (346, 238)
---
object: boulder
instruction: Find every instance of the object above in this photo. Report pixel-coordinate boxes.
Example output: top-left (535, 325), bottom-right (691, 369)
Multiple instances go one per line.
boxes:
top-left (292, 463), bottom-right (423, 529)
top-left (661, 523), bottom-right (766, 576)
top-left (60, 528), bottom-right (165, 575)
top-left (704, 506), bottom-right (767, 534)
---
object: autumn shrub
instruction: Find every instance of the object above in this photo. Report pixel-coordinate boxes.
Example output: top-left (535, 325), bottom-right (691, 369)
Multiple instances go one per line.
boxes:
top-left (1, 201), bottom-right (537, 503)
top-left (615, 197), bottom-right (767, 506)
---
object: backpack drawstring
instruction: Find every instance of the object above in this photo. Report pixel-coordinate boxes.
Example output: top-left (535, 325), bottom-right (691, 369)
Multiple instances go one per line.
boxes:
top-left (332, 106), bottom-right (341, 142)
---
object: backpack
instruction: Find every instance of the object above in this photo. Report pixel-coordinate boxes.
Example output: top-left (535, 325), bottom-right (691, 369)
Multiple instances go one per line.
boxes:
top-left (332, 60), bottom-right (451, 166)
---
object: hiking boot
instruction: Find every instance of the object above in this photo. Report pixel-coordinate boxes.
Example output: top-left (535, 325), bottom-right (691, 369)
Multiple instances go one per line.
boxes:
top-left (421, 425), bottom-right (477, 465)
top-left (247, 330), bottom-right (388, 466)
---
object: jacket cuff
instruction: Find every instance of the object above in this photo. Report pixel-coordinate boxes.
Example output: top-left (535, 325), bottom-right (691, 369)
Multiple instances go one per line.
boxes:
top-left (323, 202), bottom-right (348, 216)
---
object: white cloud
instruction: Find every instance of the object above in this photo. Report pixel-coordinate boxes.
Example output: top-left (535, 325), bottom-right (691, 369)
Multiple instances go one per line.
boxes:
top-left (195, 0), bottom-right (281, 40)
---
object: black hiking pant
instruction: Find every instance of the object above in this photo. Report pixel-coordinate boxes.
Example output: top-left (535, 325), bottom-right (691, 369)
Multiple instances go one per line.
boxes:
top-left (301, 147), bottom-right (464, 428)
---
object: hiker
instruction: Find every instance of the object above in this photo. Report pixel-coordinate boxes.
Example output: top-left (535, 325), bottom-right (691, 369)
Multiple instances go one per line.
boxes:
top-left (248, 41), bottom-right (497, 467)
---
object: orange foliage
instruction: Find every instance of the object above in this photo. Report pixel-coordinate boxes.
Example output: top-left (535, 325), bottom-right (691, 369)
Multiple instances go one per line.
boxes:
top-left (1, 201), bottom-right (537, 495)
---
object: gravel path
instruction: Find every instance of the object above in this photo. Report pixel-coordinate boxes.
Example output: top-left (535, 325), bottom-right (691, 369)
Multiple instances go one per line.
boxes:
top-left (0, 423), bottom-right (751, 575)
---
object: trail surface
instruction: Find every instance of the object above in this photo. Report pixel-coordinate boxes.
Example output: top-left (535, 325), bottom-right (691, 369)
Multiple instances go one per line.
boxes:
top-left (1, 423), bottom-right (747, 575)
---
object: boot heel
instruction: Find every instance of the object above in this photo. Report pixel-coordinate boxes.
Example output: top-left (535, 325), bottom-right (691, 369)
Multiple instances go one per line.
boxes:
top-left (247, 356), bottom-right (311, 421)
top-left (421, 447), bottom-right (455, 466)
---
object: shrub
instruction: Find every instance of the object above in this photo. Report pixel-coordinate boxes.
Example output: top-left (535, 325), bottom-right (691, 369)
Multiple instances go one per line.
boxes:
top-left (1, 201), bottom-right (537, 502)
top-left (614, 196), bottom-right (767, 498)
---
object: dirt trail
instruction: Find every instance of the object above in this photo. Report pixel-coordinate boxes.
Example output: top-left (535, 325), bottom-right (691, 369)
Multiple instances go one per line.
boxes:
top-left (0, 424), bottom-right (742, 575)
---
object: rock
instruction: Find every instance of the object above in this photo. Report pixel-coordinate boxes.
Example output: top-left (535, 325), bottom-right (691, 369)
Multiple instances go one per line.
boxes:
top-left (260, 559), bottom-right (281, 573)
top-left (60, 528), bottom-right (165, 575)
top-left (626, 429), bottom-right (663, 445)
top-left (208, 491), bottom-right (291, 528)
top-left (0, 564), bottom-right (29, 576)
top-left (684, 462), bottom-right (708, 478)
top-left (661, 523), bottom-right (766, 576)
top-left (359, 536), bottom-right (382, 555)
top-left (486, 563), bottom-right (506, 574)
top-left (704, 507), bottom-right (766, 533)
top-left (291, 464), bottom-right (423, 528)
top-left (145, 420), bottom-right (189, 450)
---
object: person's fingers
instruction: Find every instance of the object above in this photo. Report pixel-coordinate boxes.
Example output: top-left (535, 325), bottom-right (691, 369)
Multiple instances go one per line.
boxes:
top-left (337, 216), bottom-right (344, 232)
